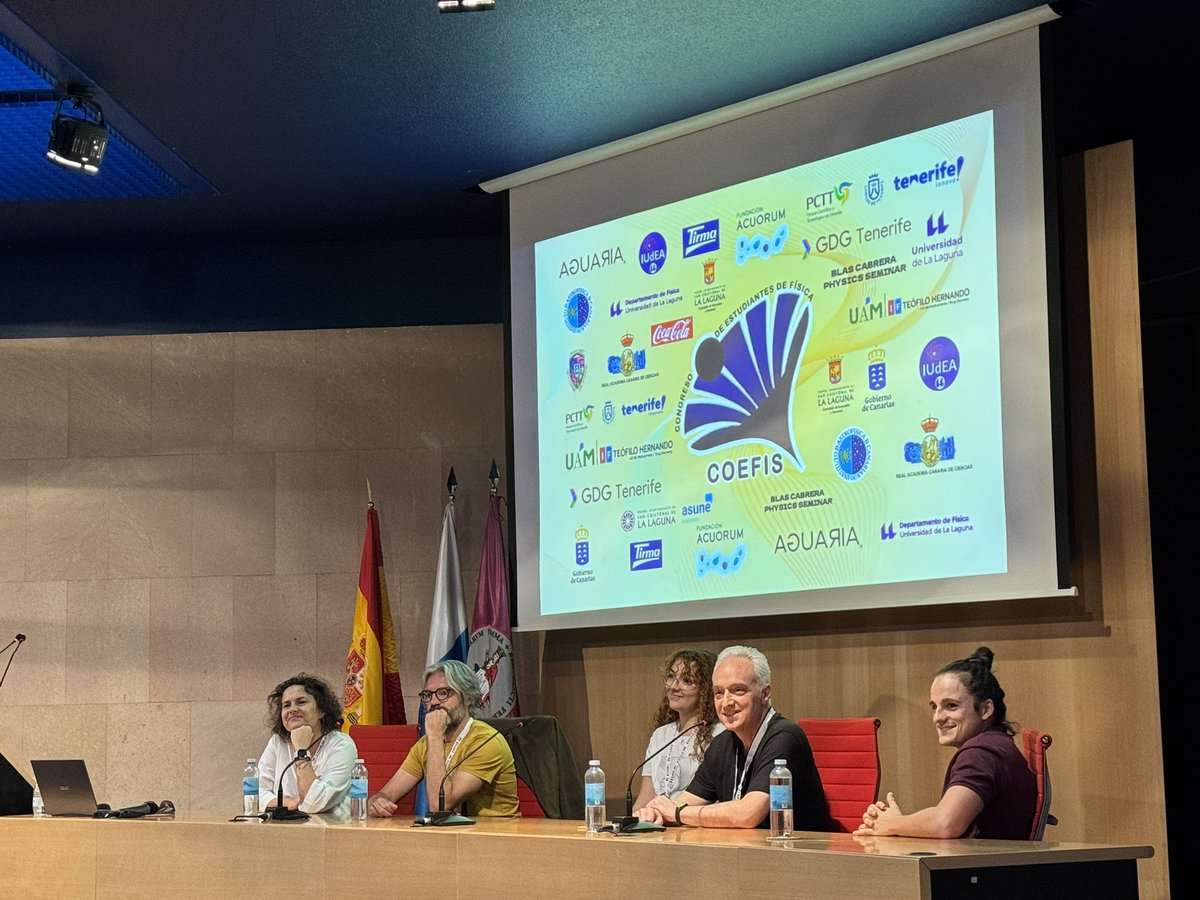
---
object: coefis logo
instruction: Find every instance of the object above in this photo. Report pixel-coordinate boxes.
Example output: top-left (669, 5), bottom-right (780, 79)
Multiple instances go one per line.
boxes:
top-left (629, 539), bottom-right (663, 571)
top-left (563, 287), bottom-right (592, 334)
top-left (919, 336), bottom-right (960, 391)
top-left (639, 232), bottom-right (667, 275)
top-left (893, 156), bottom-right (965, 191)
top-left (682, 220), bottom-right (720, 259)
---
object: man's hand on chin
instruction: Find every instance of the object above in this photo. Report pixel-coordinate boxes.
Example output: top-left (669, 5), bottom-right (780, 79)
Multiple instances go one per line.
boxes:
top-left (425, 708), bottom-right (450, 743)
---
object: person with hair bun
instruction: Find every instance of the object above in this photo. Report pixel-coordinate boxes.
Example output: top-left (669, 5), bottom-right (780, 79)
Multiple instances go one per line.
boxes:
top-left (632, 649), bottom-right (724, 813)
top-left (856, 647), bottom-right (1037, 840)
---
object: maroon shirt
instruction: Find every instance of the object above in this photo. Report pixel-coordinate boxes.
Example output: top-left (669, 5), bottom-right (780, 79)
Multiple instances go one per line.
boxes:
top-left (942, 726), bottom-right (1037, 839)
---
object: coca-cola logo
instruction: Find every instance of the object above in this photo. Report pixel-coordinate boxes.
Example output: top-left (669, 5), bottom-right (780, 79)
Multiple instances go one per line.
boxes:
top-left (651, 317), bottom-right (693, 346)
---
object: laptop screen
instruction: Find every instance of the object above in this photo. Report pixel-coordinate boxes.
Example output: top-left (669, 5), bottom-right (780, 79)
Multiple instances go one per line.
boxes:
top-left (30, 759), bottom-right (99, 817)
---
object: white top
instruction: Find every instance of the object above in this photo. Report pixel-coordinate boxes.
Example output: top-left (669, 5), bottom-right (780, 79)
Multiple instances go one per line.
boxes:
top-left (258, 730), bottom-right (358, 816)
top-left (643, 720), bottom-right (724, 799)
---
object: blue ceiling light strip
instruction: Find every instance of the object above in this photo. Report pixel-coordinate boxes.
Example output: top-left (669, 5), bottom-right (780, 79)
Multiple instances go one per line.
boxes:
top-left (0, 32), bottom-right (52, 89)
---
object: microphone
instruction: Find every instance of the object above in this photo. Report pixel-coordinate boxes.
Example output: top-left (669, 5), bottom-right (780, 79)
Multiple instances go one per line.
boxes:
top-left (94, 800), bottom-right (159, 819)
top-left (613, 718), bottom-right (707, 833)
top-left (426, 721), bottom-right (522, 826)
top-left (0, 633), bottom-right (27, 692)
top-left (266, 750), bottom-right (311, 822)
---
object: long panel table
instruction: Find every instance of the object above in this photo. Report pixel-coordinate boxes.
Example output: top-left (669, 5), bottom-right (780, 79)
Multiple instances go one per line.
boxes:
top-left (0, 813), bottom-right (1152, 900)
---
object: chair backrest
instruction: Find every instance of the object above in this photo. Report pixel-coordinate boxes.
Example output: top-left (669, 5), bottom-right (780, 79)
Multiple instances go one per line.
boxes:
top-left (1019, 727), bottom-right (1057, 840)
top-left (348, 724), bottom-right (420, 816)
top-left (797, 717), bottom-right (881, 833)
top-left (515, 776), bottom-right (547, 818)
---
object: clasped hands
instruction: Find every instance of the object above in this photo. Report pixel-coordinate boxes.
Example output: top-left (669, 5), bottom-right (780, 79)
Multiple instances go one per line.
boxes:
top-left (855, 791), bottom-right (902, 835)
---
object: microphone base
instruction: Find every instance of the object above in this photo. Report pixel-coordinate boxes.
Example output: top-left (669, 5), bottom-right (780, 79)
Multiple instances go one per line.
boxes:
top-left (612, 817), bottom-right (665, 833)
top-left (265, 807), bottom-right (310, 822)
top-left (428, 810), bottom-right (475, 826)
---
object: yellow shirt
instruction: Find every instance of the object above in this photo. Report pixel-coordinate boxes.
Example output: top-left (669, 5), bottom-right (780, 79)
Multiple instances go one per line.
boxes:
top-left (400, 719), bottom-right (519, 817)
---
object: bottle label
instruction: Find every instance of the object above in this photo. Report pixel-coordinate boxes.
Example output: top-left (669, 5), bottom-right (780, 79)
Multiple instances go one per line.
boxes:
top-left (243, 776), bottom-right (259, 795)
top-left (585, 783), bottom-right (605, 807)
top-left (770, 784), bottom-right (791, 810)
top-left (350, 778), bottom-right (368, 800)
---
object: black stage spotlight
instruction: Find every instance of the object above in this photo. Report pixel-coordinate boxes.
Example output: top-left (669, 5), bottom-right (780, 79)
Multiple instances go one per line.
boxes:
top-left (46, 90), bottom-right (108, 175)
top-left (437, 0), bottom-right (495, 12)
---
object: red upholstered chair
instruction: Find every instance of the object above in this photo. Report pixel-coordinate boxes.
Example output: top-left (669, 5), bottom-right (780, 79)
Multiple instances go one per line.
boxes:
top-left (515, 776), bottom-right (547, 818)
top-left (797, 717), bottom-right (881, 833)
top-left (1019, 727), bottom-right (1058, 840)
top-left (348, 724), bottom-right (420, 816)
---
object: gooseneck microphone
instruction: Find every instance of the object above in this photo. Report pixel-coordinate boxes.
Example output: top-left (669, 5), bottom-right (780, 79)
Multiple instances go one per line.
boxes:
top-left (266, 749), bottom-right (311, 822)
top-left (613, 718), bottom-right (707, 833)
top-left (0, 633), bottom-right (27, 693)
top-left (427, 721), bottom-right (522, 826)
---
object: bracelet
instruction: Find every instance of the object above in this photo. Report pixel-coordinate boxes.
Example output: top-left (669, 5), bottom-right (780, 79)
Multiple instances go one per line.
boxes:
top-left (674, 802), bottom-right (688, 825)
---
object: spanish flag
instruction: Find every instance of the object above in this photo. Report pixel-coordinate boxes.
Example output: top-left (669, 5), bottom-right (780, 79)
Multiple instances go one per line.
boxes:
top-left (342, 504), bottom-right (406, 728)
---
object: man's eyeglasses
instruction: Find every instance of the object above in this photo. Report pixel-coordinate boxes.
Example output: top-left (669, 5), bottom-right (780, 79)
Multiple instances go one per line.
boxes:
top-left (418, 687), bottom-right (458, 704)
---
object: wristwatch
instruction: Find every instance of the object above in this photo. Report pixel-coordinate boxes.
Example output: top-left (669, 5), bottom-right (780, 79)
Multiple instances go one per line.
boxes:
top-left (674, 802), bottom-right (688, 825)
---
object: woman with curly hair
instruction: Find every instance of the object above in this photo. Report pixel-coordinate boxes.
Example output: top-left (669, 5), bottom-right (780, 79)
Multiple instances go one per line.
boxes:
top-left (259, 673), bottom-right (358, 816)
top-left (632, 648), bottom-right (723, 812)
top-left (856, 647), bottom-right (1036, 839)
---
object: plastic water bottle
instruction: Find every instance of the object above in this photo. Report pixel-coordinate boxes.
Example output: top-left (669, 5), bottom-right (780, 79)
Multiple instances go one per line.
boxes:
top-left (584, 759), bottom-right (606, 833)
top-left (769, 759), bottom-right (793, 839)
top-left (32, 780), bottom-right (46, 817)
top-left (242, 758), bottom-right (260, 816)
top-left (350, 758), bottom-right (368, 821)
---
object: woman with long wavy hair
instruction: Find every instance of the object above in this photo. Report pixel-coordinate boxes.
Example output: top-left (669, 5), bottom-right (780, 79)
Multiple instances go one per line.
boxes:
top-left (632, 648), bottom-right (723, 812)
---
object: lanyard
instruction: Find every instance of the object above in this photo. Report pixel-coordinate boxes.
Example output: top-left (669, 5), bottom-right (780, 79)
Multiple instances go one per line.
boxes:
top-left (444, 717), bottom-right (473, 767)
top-left (732, 710), bottom-right (776, 800)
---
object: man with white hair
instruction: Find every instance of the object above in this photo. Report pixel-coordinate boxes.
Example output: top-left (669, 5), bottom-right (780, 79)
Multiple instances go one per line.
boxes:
top-left (636, 645), bottom-right (829, 829)
top-left (367, 659), bottom-right (518, 818)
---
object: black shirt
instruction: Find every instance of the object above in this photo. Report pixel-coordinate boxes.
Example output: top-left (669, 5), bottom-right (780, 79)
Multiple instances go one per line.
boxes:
top-left (686, 711), bottom-right (830, 830)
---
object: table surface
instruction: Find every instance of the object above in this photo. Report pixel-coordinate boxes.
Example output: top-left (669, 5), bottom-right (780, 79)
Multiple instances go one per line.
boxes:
top-left (0, 813), bottom-right (1155, 900)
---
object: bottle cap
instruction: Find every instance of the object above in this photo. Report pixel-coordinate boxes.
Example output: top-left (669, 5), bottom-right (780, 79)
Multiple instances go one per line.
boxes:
top-left (588, 759), bottom-right (600, 766)
top-left (246, 758), bottom-right (256, 764)
top-left (774, 759), bottom-right (787, 765)
top-left (356, 758), bottom-right (365, 763)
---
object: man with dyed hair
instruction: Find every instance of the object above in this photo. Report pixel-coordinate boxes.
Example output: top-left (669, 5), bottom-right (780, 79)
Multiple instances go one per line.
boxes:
top-left (636, 645), bottom-right (829, 829)
top-left (367, 659), bottom-right (518, 817)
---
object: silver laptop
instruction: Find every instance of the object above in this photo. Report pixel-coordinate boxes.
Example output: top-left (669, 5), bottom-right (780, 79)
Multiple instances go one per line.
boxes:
top-left (31, 759), bottom-right (101, 817)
